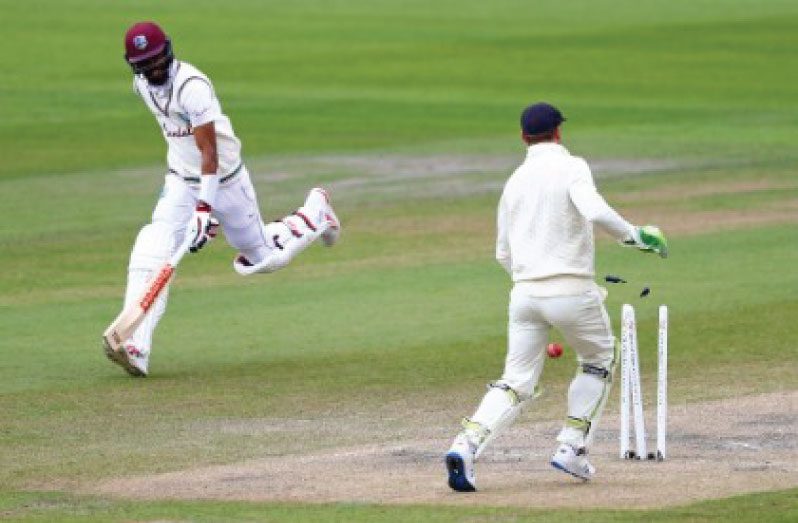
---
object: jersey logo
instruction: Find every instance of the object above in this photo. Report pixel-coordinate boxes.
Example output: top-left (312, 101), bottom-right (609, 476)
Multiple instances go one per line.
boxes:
top-left (133, 35), bottom-right (148, 50)
top-left (161, 122), bottom-right (193, 137)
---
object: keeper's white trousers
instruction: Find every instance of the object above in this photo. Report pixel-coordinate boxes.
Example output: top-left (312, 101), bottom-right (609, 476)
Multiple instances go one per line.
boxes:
top-left (488, 282), bottom-right (616, 448)
top-left (500, 283), bottom-right (615, 396)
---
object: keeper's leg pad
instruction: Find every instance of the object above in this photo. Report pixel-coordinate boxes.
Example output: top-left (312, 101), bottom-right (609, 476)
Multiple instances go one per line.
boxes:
top-left (124, 222), bottom-right (176, 352)
top-left (468, 382), bottom-right (539, 458)
top-left (557, 361), bottom-right (613, 449)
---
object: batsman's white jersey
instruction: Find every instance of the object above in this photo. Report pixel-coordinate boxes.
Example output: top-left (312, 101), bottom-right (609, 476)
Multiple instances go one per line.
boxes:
top-left (114, 61), bottom-right (339, 377)
top-left (133, 61), bottom-right (242, 183)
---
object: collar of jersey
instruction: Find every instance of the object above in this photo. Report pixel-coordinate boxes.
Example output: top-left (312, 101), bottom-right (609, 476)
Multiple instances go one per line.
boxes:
top-left (526, 142), bottom-right (566, 158)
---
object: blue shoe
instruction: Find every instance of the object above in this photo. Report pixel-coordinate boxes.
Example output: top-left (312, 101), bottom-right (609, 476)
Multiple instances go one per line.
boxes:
top-left (445, 437), bottom-right (476, 492)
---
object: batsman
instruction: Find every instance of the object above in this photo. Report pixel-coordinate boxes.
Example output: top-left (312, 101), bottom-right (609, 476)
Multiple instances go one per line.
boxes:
top-left (106, 22), bottom-right (340, 377)
top-left (445, 102), bottom-right (667, 490)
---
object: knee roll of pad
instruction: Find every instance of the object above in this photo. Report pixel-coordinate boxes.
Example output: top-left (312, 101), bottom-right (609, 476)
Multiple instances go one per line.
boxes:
top-left (489, 382), bottom-right (522, 405)
top-left (491, 379), bottom-right (540, 402)
top-left (581, 363), bottom-right (611, 381)
top-left (262, 221), bottom-right (293, 251)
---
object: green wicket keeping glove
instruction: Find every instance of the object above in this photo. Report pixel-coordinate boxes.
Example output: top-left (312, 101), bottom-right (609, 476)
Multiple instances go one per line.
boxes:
top-left (624, 225), bottom-right (668, 258)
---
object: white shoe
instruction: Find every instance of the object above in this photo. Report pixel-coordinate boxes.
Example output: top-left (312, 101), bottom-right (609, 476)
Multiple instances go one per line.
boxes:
top-left (550, 443), bottom-right (595, 481)
top-left (311, 187), bottom-right (340, 247)
top-left (445, 434), bottom-right (477, 492)
top-left (105, 341), bottom-right (149, 377)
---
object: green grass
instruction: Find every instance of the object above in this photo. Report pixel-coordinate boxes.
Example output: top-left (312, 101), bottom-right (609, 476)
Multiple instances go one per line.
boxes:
top-left (1, 0), bottom-right (797, 521)
top-left (2, 0), bottom-right (798, 177)
top-left (1, 488), bottom-right (797, 522)
top-left (1, 169), bottom-right (796, 503)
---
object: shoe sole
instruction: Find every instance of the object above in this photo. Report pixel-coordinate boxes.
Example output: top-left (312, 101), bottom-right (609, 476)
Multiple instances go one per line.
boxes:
top-left (312, 188), bottom-right (340, 247)
top-left (103, 341), bottom-right (147, 377)
top-left (445, 452), bottom-right (476, 492)
top-left (550, 460), bottom-right (591, 481)
top-left (321, 219), bottom-right (339, 247)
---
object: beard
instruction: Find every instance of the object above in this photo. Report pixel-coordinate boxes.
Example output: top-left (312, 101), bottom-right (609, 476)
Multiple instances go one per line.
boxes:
top-left (145, 66), bottom-right (170, 86)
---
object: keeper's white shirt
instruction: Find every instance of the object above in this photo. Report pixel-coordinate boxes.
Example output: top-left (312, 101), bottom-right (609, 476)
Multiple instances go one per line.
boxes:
top-left (496, 142), bottom-right (636, 295)
top-left (133, 61), bottom-right (242, 183)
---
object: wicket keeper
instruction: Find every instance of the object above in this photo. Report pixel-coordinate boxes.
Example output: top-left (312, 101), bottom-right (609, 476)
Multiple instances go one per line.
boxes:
top-left (445, 102), bottom-right (668, 490)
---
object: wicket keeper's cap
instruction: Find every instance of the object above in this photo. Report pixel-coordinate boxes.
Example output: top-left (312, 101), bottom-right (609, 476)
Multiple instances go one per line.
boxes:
top-left (520, 102), bottom-right (566, 135)
top-left (124, 21), bottom-right (169, 63)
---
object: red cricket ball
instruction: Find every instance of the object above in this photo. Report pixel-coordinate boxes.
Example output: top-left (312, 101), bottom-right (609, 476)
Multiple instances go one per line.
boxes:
top-left (546, 343), bottom-right (563, 358)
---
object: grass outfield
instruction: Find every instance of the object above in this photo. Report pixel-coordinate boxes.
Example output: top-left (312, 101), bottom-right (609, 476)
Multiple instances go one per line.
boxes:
top-left (2, 0), bottom-right (798, 177)
top-left (1, 0), bottom-right (797, 521)
top-left (1, 489), bottom-right (797, 522)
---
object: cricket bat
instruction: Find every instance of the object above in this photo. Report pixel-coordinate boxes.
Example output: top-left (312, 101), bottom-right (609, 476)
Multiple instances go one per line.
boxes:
top-left (102, 238), bottom-right (192, 355)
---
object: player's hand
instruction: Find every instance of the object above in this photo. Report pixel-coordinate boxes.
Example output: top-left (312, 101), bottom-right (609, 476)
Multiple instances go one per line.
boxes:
top-left (186, 202), bottom-right (219, 253)
top-left (624, 225), bottom-right (668, 258)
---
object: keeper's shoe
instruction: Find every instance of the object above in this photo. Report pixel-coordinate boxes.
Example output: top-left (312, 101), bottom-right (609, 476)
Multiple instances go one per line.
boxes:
top-left (550, 443), bottom-right (595, 481)
top-left (310, 187), bottom-right (340, 247)
top-left (445, 435), bottom-right (477, 492)
top-left (105, 341), bottom-right (149, 377)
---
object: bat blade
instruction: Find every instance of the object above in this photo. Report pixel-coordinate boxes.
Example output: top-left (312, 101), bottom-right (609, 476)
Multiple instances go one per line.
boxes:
top-left (102, 263), bottom-right (176, 354)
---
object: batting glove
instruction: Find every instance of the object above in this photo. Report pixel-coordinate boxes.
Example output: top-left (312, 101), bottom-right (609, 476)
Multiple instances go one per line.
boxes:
top-left (186, 202), bottom-right (219, 253)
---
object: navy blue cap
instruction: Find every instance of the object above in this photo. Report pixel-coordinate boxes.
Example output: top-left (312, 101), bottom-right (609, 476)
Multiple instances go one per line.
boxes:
top-left (520, 103), bottom-right (565, 135)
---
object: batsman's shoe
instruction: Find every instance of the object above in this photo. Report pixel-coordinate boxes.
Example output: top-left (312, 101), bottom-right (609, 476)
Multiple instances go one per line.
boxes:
top-left (105, 341), bottom-right (149, 377)
top-left (550, 443), bottom-right (595, 481)
top-left (445, 435), bottom-right (477, 492)
top-left (311, 187), bottom-right (340, 247)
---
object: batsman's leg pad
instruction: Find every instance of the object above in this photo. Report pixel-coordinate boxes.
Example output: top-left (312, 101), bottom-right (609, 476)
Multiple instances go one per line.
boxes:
top-left (128, 221), bottom-right (176, 273)
top-left (233, 208), bottom-right (322, 276)
top-left (124, 222), bottom-right (176, 353)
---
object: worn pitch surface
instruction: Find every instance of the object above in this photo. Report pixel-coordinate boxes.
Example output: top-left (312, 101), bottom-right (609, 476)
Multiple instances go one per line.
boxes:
top-left (87, 391), bottom-right (797, 508)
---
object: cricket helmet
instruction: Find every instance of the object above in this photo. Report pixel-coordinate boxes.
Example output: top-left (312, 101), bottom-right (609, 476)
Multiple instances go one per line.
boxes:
top-left (124, 21), bottom-right (173, 71)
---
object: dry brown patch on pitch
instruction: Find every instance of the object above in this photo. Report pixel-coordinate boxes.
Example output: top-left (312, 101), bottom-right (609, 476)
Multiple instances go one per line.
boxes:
top-left (246, 153), bottom-right (680, 207)
top-left (608, 178), bottom-right (798, 236)
top-left (86, 390), bottom-right (797, 509)
top-left (610, 179), bottom-right (797, 204)
top-left (624, 204), bottom-right (798, 237)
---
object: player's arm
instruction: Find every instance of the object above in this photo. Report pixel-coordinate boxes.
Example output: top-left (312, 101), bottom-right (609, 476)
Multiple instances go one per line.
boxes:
top-left (496, 191), bottom-right (512, 274)
top-left (194, 122), bottom-right (218, 182)
top-left (568, 160), bottom-right (668, 257)
top-left (181, 79), bottom-right (222, 252)
top-left (568, 164), bottom-right (634, 240)
top-left (185, 123), bottom-right (220, 252)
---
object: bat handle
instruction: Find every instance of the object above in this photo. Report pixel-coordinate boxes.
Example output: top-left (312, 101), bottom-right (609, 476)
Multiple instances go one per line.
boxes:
top-left (167, 235), bottom-right (194, 267)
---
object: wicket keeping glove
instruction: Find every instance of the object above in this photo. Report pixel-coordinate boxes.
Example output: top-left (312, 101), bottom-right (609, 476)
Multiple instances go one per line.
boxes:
top-left (186, 202), bottom-right (219, 253)
top-left (624, 225), bottom-right (668, 258)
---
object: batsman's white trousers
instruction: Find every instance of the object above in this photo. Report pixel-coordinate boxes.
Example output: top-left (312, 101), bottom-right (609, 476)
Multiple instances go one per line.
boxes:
top-left (499, 282), bottom-right (615, 397)
top-left (152, 167), bottom-right (271, 263)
